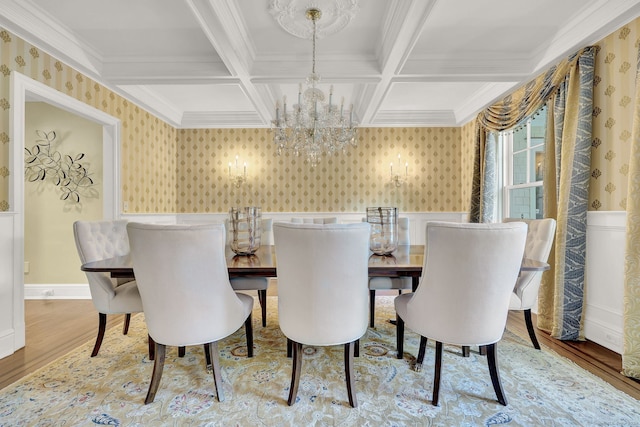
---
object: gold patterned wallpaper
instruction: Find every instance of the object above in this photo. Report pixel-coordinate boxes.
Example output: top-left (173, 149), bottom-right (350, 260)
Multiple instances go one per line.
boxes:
top-left (591, 17), bottom-right (640, 211)
top-left (1, 16), bottom-right (639, 214)
top-left (176, 127), bottom-right (470, 213)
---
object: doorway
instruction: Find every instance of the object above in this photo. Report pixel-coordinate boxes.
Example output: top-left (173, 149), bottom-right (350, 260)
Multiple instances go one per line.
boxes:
top-left (4, 71), bottom-right (120, 356)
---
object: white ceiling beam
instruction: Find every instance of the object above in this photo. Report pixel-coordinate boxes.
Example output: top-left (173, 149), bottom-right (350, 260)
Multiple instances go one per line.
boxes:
top-left (358, 0), bottom-right (439, 126)
top-left (186, 0), bottom-right (272, 126)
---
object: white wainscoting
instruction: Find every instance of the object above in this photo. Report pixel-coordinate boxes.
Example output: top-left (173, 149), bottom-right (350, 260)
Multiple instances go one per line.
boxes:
top-left (584, 211), bottom-right (626, 353)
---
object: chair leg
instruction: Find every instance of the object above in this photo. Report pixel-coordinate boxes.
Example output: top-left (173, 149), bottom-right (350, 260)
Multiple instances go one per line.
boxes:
top-left (258, 289), bottom-right (267, 327)
top-left (524, 309), bottom-right (541, 349)
top-left (462, 346), bottom-right (470, 357)
top-left (245, 313), bottom-right (254, 358)
top-left (122, 313), bottom-right (131, 335)
top-left (354, 339), bottom-right (359, 357)
top-left (432, 341), bottom-right (443, 406)
top-left (91, 313), bottom-right (107, 357)
top-left (148, 335), bottom-right (155, 360)
top-left (344, 341), bottom-right (358, 408)
top-left (204, 343), bottom-right (211, 367)
top-left (178, 347), bottom-right (185, 357)
top-left (288, 341), bottom-right (303, 406)
top-left (287, 338), bottom-right (292, 358)
top-left (396, 314), bottom-right (404, 359)
top-left (416, 336), bottom-right (428, 372)
top-left (486, 343), bottom-right (507, 405)
top-left (369, 289), bottom-right (376, 328)
top-left (207, 341), bottom-right (224, 402)
top-left (145, 342), bottom-right (166, 404)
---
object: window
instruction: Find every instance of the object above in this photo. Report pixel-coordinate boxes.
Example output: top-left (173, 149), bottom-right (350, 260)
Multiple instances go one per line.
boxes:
top-left (501, 106), bottom-right (547, 220)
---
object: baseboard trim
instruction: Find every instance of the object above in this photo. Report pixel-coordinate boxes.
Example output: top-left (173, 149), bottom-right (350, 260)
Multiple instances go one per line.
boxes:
top-left (24, 284), bottom-right (91, 300)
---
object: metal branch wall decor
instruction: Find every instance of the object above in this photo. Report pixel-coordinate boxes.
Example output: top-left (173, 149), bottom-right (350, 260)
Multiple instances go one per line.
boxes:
top-left (24, 130), bottom-right (94, 204)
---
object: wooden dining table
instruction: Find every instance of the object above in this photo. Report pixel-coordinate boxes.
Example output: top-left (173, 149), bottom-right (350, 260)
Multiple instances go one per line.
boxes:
top-left (81, 245), bottom-right (549, 292)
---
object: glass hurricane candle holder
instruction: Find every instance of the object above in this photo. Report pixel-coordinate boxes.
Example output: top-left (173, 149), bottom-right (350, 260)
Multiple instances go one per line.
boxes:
top-left (229, 207), bottom-right (262, 255)
top-left (366, 207), bottom-right (398, 255)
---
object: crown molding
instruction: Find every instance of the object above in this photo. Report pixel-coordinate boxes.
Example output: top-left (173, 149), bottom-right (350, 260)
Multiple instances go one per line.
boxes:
top-left (370, 110), bottom-right (457, 127)
top-left (180, 111), bottom-right (266, 128)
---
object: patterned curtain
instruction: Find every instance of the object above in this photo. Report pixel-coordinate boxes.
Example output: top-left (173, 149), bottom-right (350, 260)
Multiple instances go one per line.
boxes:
top-left (471, 47), bottom-right (593, 222)
top-left (537, 48), bottom-right (595, 341)
top-left (470, 46), bottom-right (595, 341)
top-left (622, 44), bottom-right (640, 379)
top-left (468, 129), bottom-right (497, 223)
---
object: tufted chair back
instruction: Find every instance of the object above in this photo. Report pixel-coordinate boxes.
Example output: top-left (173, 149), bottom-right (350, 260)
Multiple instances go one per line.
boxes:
top-left (73, 220), bottom-right (141, 314)
top-left (504, 218), bottom-right (556, 310)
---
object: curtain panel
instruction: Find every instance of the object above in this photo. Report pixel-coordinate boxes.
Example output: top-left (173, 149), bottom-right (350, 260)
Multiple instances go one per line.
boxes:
top-left (623, 44), bottom-right (640, 379)
top-left (470, 46), bottom-right (595, 343)
top-left (540, 50), bottom-right (595, 341)
top-left (470, 47), bottom-right (593, 223)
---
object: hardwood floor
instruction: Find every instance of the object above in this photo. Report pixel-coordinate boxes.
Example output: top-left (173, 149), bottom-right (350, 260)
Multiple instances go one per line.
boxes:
top-left (0, 300), bottom-right (125, 390)
top-left (1, 300), bottom-right (638, 401)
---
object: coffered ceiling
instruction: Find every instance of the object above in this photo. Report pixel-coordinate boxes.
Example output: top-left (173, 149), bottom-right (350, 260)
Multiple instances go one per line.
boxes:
top-left (1, 0), bottom-right (640, 128)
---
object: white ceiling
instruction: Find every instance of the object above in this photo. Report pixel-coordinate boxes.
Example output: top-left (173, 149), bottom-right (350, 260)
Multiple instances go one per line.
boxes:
top-left (1, 0), bottom-right (640, 128)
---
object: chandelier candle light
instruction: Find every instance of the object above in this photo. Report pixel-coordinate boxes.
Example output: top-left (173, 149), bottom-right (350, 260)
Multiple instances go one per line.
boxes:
top-left (228, 155), bottom-right (247, 187)
top-left (271, 8), bottom-right (358, 167)
top-left (390, 154), bottom-right (408, 187)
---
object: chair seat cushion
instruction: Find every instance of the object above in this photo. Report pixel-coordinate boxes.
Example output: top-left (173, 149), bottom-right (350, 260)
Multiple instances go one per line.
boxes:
top-left (230, 277), bottom-right (269, 291)
top-left (369, 277), bottom-right (412, 290)
top-left (111, 280), bottom-right (144, 313)
top-left (509, 292), bottom-right (524, 310)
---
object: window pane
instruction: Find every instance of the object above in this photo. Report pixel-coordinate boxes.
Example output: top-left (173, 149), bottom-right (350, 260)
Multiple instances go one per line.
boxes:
top-left (531, 146), bottom-right (544, 182)
top-left (508, 187), bottom-right (543, 219)
top-left (513, 127), bottom-right (527, 151)
top-left (512, 151), bottom-right (527, 185)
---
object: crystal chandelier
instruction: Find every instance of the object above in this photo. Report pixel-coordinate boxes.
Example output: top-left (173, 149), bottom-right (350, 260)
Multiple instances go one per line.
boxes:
top-left (271, 8), bottom-right (358, 167)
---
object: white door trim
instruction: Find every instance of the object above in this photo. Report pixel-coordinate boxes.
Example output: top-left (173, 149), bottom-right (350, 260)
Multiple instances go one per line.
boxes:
top-left (4, 71), bottom-right (120, 356)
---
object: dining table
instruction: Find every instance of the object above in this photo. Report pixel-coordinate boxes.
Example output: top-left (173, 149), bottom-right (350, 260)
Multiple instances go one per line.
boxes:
top-left (81, 244), bottom-right (550, 292)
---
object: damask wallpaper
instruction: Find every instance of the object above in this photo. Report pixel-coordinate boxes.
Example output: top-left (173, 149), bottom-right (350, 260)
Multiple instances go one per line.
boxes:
top-left (591, 17), bottom-right (640, 211)
top-left (0, 28), bottom-right (179, 213)
top-left (1, 16), bottom-right (639, 214)
top-left (176, 127), bottom-right (471, 213)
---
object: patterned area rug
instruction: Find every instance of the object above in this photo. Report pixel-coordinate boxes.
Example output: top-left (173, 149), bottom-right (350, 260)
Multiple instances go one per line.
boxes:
top-left (1, 296), bottom-right (639, 426)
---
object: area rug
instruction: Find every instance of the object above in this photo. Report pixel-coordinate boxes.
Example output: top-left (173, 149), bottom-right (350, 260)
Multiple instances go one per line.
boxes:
top-left (0, 297), bottom-right (639, 426)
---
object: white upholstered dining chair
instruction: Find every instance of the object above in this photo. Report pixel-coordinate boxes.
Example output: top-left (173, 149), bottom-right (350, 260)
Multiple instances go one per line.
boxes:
top-left (126, 222), bottom-right (254, 404)
top-left (395, 221), bottom-right (527, 406)
top-left (368, 216), bottom-right (411, 327)
top-left (504, 217), bottom-right (556, 349)
top-left (73, 219), bottom-right (143, 357)
top-left (273, 222), bottom-right (370, 407)
top-left (290, 216), bottom-right (338, 224)
top-left (225, 217), bottom-right (273, 327)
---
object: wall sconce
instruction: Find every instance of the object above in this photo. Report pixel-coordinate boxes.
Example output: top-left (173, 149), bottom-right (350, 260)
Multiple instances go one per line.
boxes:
top-left (228, 155), bottom-right (247, 187)
top-left (390, 154), bottom-right (408, 187)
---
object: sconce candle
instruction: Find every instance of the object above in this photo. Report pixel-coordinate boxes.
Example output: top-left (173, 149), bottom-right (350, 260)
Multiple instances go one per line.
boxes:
top-left (390, 153), bottom-right (408, 187)
top-left (228, 155), bottom-right (247, 187)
